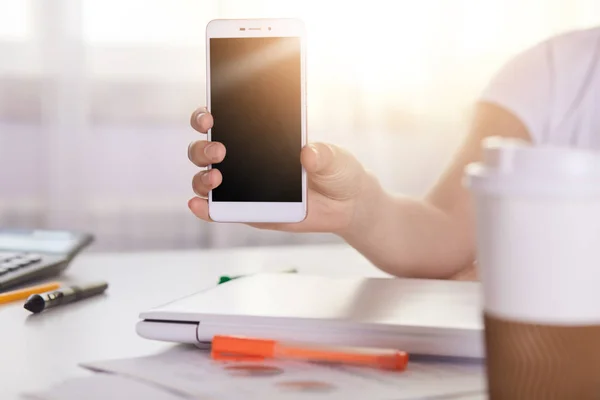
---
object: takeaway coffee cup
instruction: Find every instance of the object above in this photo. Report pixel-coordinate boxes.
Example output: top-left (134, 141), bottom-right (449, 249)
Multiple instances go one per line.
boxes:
top-left (465, 137), bottom-right (600, 400)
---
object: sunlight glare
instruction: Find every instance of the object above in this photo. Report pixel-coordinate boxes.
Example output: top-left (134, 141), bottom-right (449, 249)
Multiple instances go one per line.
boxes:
top-left (209, 38), bottom-right (299, 93)
top-left (0, 0), bottom-right (30, 39)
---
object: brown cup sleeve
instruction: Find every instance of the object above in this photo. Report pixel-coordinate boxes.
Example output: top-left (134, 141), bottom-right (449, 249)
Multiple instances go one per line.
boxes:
top-left (484, 313), bottom-right (600, 400)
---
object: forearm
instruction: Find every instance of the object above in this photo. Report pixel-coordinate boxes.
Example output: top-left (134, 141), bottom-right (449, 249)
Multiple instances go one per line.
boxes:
top-left (337, 103), bottom-right (530, 279)
top-left (338, 174), bottom-right (475, 279)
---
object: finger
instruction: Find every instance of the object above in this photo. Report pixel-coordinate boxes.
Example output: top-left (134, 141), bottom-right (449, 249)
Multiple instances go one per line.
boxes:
top-left (190, 107), bottom-right (214, 133)
top-left (188, 197), bottom-right (212, 221)
top-left (192, 169), bottom-right (222, 198)
top-left (300, 144), bottom-right (320, 173)
top-left (247, 222), bottom-right (303, 232)
top-left (188, 140), bottom-right (226, 167)
top-left (301, 142), bottom-right (339, 175)
top-left (301, 142), bottom-right (364, 199)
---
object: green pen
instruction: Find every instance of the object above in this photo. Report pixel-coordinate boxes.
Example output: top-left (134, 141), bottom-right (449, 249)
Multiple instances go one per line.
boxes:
top-left (218, 267), bottom-right (298, 285)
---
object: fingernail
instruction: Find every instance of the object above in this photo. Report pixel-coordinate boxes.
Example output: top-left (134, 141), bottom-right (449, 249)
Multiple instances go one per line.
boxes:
top-left (308, 144), bottom-right (320, 168)
top-left (187, 141), bottom-right (194, 161)
top-left (204, 143), bottom-right (219, 159)
top-left (201, 171), bottom-right (212, 185)
top-left (196, 112), bottom-right (206, 125)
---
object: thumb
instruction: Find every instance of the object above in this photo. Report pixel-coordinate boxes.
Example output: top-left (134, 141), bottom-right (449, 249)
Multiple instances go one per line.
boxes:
top-left (301, 143), bottom-right (365, 200)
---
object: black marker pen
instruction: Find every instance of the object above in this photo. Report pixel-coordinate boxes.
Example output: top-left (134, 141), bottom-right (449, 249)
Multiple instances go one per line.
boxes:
top-left (24, 281), bottom-right (108, 313)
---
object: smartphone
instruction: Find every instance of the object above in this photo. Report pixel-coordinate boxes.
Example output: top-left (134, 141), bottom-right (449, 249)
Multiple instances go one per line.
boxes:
top-left (206, 18), bottom-right (307, 223)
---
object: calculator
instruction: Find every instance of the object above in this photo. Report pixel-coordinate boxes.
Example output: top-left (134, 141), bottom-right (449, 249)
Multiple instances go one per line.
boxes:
top-left (0, 229), bottom-right (94, 291)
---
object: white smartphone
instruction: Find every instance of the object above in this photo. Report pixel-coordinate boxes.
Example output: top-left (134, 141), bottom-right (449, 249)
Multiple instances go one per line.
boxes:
top-left (205, 18), bottom-right (307, 223)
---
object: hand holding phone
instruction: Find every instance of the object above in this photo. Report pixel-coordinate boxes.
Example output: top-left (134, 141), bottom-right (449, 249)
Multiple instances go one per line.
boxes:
top-left (189, 113), bottom-right (371, 234)
top-left (188, 19), bottom-right (374, 232)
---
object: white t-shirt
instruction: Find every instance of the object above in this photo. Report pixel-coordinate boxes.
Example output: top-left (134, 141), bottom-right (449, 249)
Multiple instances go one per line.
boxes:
top-left (480, 27), bottom-right (600, 149)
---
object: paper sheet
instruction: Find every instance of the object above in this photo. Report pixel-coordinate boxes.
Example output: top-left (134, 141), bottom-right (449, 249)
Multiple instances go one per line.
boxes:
top-left (21, 374), bottom-right (194, 400)
top-left (80, 344), bottom-right (486, 400)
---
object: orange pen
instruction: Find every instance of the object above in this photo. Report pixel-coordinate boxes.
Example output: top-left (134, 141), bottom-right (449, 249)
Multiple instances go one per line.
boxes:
top-left (211, 335), bottom-right (409, 371)
top-left (0, 281), bottom-right (61, 305)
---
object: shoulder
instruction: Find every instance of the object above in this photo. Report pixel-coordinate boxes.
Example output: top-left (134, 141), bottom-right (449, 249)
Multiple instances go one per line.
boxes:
top-left (489, 26), bottom-right (600, 85)
top-left (549, 26), bottom-right (600, 57)
top-left (479, 27), bottom-right (600, 143)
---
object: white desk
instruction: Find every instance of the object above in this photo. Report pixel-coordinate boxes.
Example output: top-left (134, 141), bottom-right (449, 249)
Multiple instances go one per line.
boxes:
top-left (1, 244), bottom-right (392, 399)
top-left (0, 243), bottom-right (484, 400)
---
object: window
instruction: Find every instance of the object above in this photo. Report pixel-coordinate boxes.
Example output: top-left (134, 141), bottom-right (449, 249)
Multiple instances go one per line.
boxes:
top-left (0, 0), bottom-right (30, 40)
top-left (2, 0), bottom-right (600, 250)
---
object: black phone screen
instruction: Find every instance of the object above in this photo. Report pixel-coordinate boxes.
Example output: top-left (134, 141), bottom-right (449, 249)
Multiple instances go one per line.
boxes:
top-left (209, 37), bottom-right (302, 203)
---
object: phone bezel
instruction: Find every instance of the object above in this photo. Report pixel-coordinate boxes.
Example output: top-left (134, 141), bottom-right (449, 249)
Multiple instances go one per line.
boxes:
top-left (205, 18), bottom-right (307, 223)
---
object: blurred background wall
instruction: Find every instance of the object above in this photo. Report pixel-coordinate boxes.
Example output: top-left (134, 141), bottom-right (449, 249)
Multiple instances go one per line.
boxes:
top-left (1, 0), bottom-right (599, 251)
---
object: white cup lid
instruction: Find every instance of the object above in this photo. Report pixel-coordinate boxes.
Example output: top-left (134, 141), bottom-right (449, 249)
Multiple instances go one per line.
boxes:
top-left (465, 137), bottom-right (600, 196)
